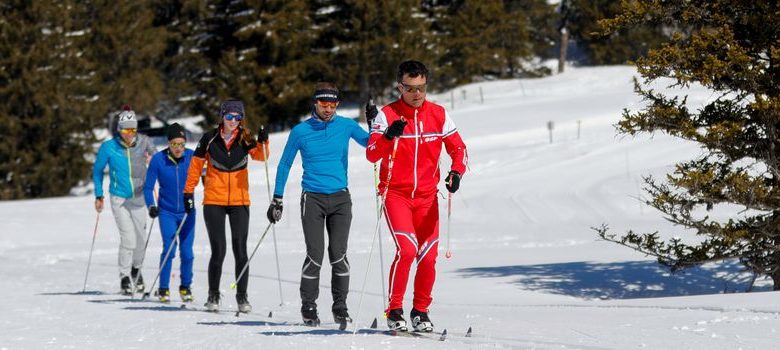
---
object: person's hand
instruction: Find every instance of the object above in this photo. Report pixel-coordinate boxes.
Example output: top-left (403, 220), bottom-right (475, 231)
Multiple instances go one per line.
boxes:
top-left (445, 170), bottom-right (461, 193)
top-left (95, 197), bottom-right (104, 213)
top-left (183, 193), bottom-right (194, 213)
top-left (365, 101), bottom-right (378, 127)
top-left (267, 196), bottom-right (283, 223)
top-left (149, 206), bottom-right (160, 218)
top-left (257, 125), bottom-right (268, 143)
top-left (383, 119), bottom-right (407, 140)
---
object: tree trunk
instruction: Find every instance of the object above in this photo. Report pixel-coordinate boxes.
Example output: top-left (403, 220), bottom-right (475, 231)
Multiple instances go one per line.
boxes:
top-left (558, 27), bottom-right (569, 74)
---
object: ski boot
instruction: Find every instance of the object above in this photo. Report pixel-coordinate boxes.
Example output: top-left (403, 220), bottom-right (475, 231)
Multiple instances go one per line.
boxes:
top-left (333, 308), bottom-right (352, 330)
top-left (158, 288), bottom-right (170, 303)
top-left (410, 308), bottom-right (433, 332)
top-left (301, 305), bottom-right (320, 327)
top-left (131, 267), bottom-right (144, 293)
top-left (386, 308), bottom-right (407, 331)
top-left (120, 276), bottom-right (133, 295)
top-left (179, 286), bottom-right (193, 303)
top-left (204, 290), bottom-right (220, 312)
top-left (236, 293), bottom-right (252, 313)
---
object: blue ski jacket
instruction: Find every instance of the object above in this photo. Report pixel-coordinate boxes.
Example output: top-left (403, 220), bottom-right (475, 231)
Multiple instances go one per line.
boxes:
top-left (274, 114), bottom-right (369, 197)
top-left (93, 135), bottom-right (157, 199)
top-left (144, 148), bottom-right (194, 213)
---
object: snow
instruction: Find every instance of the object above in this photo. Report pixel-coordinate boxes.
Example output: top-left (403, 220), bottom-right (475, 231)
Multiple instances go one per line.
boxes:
top-left (3, 65), bottom-right (779, 349)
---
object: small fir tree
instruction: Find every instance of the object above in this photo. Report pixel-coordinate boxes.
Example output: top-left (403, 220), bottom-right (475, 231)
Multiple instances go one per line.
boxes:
top-left (595, 1), bottom-right (780, 289)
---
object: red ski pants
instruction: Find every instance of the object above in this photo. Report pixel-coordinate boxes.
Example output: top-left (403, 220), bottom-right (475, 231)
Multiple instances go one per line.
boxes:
top-left (383, 189), bottom-right (439, 313)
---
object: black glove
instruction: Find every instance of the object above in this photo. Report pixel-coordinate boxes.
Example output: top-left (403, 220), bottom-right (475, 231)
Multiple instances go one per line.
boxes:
top-left (445, 170), bottom-right (461, 193)
top-left (383, 119), bottom-right (407, 140)
top-left (257, 125), bottom-right (268, 143)
top-left (148, 206), bottom-right (160, 218)
top-left (183, 193), bottom-right (194, 213)
top-left (267, 195), bottom-right (283, 223)
top-left (365, 101), bottom-right (378, 127)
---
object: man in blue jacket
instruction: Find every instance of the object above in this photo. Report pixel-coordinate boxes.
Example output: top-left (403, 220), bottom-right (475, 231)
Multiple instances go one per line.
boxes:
top-left (143, 123), bottom-right (196, 303)
top-left (93, 106), bottom-right (157, 294)
top-left (267, 82), bottom-right (369, 326)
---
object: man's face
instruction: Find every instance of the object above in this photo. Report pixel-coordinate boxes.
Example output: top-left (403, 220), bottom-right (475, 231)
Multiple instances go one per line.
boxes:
top-left (398, 74), bottom-right (427, 108)
top-left (315, 100), bottom-right (338, 121)
top-left (168, 137), bottom-right (186, 158)
top-left (119, 128), bottom-right (137, 144)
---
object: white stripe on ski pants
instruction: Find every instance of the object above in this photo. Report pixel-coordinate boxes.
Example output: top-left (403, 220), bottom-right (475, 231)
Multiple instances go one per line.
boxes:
top-left (110, 195), bottom-right (148, 277)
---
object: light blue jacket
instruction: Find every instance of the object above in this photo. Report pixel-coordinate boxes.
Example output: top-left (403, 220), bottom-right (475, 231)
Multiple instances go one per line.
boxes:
top-left (274, 114), bottom-right (368, 197)
top-left (93, 134), bottom-right (157, 200)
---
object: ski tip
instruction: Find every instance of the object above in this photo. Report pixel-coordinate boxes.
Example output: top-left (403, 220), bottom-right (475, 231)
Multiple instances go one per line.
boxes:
top-left (229, 283), bottom-right (237, 289)
top-left (234, 310), bottom-right (241, 317)
top-left (370, 318), bottom-right (378, 329)
top-left (141, 293), bottom-right (150, 300)
top-left (268, 311), bottom-right (273, 318)
top-left (180, 304), bottom-right (187, 309)
top-left (466, 326), bottom-right (472, 337)
top-left (439, 329), bottom-right (448, 341)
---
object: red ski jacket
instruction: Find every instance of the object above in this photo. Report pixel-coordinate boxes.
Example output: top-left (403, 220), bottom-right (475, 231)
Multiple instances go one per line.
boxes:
top-left (367, 99), bottom-right (468, 197)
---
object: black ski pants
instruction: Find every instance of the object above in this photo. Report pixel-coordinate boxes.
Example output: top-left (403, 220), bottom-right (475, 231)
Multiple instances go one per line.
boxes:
top-left (299, 190), bottom-right (352, 312)
top-left (203, 205), bottom-right (250, 294)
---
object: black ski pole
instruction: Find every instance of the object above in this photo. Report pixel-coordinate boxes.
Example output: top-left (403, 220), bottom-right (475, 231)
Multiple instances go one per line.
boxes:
top-left (142, 212), bottom-right (188, 300)
top-left (230, 222), bottom-right (274, 291)
top-left (82, 213), bottom-right (101, 293)
top-left (131, 216), bottom-right (157, 299)
top-left (354, 134), bottom-right (402, 335)
top-left (260, 128), bottom-right (284, 306)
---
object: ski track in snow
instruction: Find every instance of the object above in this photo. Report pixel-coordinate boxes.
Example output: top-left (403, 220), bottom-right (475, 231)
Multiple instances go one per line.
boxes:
top-left (3, 66), bottom-right (780, 349)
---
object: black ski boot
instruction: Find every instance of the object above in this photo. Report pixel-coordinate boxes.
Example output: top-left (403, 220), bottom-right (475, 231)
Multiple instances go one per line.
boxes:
top-left (204, 290), bottom-right (220, 312)
top-left (386, 308), bottom-right (407, 331)
top-left (120, 276), bottom-right (132, 295)
top-left (410, 308), bottom-right (433, 332)
top-left (158, 288), bottom-right (170, 303)
top-left (179, 285), bottom-right (193, 303)
top-left (236, 293), bottom-right (252, 313)
top-left (333, 308), bottom-right (352, 330)
top-left (131, 267), bottom-right (144, 292)
top-left (301, 305), bottom-right (320, 326)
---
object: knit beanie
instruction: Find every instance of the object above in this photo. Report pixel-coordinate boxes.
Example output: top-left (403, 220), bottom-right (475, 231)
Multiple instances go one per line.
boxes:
top-left (166, 123), bottom-right (186, 141)
top-left (117, 105), bottom-right (137, 130)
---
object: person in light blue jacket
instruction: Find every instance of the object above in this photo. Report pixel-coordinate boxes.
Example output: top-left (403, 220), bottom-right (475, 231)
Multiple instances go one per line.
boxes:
top-left (143, 123), bottom-right (196, 303)
top-left (266, 82), bottom-right (369, 326)
top-left (93, 105), bottom-right (157, 294)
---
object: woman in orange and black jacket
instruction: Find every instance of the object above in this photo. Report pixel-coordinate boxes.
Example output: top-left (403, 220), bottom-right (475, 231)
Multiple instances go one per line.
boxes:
top-left (182, 99), bottom-right (269, 313)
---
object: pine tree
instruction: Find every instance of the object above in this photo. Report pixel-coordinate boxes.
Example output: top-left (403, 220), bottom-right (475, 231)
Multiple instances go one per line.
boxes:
top-left (0, 1), bottom-right (103, 199)
top-left (595, 1), bottom-right (780, 289)
top-left (566, 0), bottom-right (667, 65)
top-left (313, 0), bottom-right (433, 108)
top-left (83, 0), bottom-right (168, 116)
top-left (432, 0), bottom-right (553, 89)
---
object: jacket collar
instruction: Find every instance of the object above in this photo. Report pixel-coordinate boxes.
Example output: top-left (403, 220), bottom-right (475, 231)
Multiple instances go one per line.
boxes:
top-left (393, 99), bottom-right (428, 119)
top-left (307, 111), bottom-right (335, 130)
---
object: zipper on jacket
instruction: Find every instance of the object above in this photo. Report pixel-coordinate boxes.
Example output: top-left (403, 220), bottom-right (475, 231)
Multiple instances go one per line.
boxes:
top-left (411, 110), bottom-right (419, 198)
top-left (174, 154), bottom-right (181, 212)
top-left (126, 147), bottom-right (133, 197)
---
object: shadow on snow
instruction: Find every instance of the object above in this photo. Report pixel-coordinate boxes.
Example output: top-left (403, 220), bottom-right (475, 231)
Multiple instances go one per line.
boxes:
top-left (457, 259), bottom-right (771, 299)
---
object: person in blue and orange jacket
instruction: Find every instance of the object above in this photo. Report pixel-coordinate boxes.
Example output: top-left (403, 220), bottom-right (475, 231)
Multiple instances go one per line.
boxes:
top-left (366, 60), bottom-right (468, 333)
top-left (143, 123), bottom-right (196, 303)
top-left (182, 99), bottom-right (269, 313)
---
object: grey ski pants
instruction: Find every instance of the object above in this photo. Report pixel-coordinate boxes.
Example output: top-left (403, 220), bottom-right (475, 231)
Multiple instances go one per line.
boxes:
top-left (299, 190), bottom-right (352, 312)
top-left (110, 195), bottom-right (148, 277)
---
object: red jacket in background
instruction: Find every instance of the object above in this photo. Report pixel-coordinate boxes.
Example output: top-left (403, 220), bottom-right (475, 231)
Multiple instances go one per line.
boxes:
top-left (367, 99), bottom-right (468, 197)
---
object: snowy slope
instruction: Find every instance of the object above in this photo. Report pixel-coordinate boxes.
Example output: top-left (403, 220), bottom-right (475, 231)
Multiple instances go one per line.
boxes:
top-left (2, 65), bottom-right (779, 350)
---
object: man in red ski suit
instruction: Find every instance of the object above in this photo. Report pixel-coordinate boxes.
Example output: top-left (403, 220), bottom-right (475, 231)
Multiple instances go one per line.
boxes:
top-left (366, 60), bottom-right (468, 333)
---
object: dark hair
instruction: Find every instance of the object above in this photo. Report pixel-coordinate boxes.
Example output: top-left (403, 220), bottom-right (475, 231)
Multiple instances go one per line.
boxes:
top-left (396, 60), bottom-right (429, 82)
top-left (314, 81), bottom-right (338, 94)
